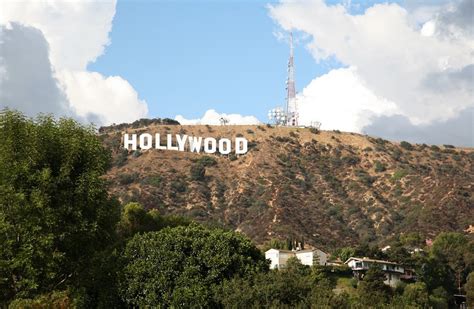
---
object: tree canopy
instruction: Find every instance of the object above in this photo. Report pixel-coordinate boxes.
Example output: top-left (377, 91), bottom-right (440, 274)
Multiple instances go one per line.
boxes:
top-left (0, 110), bottom-right (120, 303)
top-left (120, 222), bottom-right (268, 307)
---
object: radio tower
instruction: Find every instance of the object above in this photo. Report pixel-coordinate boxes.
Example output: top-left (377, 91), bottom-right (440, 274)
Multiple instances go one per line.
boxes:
top-left (286, 32), bottom-right (298, 126)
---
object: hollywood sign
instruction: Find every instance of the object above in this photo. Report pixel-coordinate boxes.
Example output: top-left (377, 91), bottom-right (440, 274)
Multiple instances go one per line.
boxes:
top-left (123, 133), bottom-right (248, 154)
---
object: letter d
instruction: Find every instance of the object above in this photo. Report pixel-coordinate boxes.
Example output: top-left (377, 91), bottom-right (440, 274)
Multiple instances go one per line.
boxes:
top-left (235, 137), bottom-right (248, 154)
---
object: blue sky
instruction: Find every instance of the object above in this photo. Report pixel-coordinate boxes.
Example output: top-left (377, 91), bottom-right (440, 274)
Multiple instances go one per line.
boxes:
top-left (88, 0), bottom-right (352, 121)
top-left (2, 0), bottom-right (471, 145)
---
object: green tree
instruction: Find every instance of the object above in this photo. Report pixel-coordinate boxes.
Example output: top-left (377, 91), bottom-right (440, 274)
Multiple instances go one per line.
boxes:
top-left (357, 267), bottom-right (392, 306)
top-left (116, 202), bottom-right (161, 238)
top-left (429, 287), bottom-right (449, 309)
top-left (0, 110), bottom-right (120, 304)
top-left (466, 272), bottom-right (474, 308)
top-left (401, 282), bottom-right (429, 308)
top-left (336, 247), bottom-right (356, 263)
top-left (419, 257), bottom-right (455, 295)
top-left (431, 232), bottom-right (468, 271)
top-left (120, 223), bottom-right (268, 307)
top-left (216, 263), bottom-right (314, 308)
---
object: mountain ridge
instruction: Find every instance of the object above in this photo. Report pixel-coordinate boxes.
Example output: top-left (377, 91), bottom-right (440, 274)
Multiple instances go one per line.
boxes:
top-left (100, 123), bottom-right (474, 250)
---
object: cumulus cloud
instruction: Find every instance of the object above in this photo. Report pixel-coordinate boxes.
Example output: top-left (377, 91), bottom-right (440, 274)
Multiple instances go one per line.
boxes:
top-left (364, 107), bottom-right (473, 146)
top-left (0, 0), bottom-right (148, 125)
top-left (0, 1), bottom-right (116, 70)
top-left (297, 67), bottom-right (398, 132)
top-left (59, 70), bottom-right (148, 125)
top-left (269, 0), bottom-right (473, 145)
top-left (175, 109), bottom-right (261, 125)
top-left (0, 23), bottom-right (72, 118)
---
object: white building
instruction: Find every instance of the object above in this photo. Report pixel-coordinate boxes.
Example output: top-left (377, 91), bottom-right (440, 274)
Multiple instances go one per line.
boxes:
top-left (345, 257), bottom-right (405, 287)
top-left (265, 248), bottom-right (328, 269)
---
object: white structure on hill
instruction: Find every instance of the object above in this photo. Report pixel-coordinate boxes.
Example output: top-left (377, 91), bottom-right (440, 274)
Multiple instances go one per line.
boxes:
top-left (265, 248), bottom-right (328, 269)
top-left (345, 257), bottom-right (405, 287)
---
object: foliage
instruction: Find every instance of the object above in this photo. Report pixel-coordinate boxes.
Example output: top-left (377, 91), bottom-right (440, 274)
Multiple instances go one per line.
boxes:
top-left (190, 162), bottom-right (206, 181)
top-left (118, 172), bottom-right (139, 185)
top-left (116, 202), bottom-right (162, 238)
top-left (0, 110), bottom-right (120, 304)
top-left (392, 169), bottom-right (408, 181)
top-left (8, 290), bottom-right (72, 309)
top-left (374, 160), bottom-right (387, 172)
top-left (431, 232), bottom-right (468, 271)
top-left (357, 267), bottom-right (392, 306)
top-left (309, 127), bottom-right (320, 134)
top-left (335, 247), bottom-right (356, 263)
top-left (197, 155), bottom-right (217, 167)
top-left (401, 282), bottom-right (429, 308)
top-left (400, 141), bottom-right (414, 150)
top-left (120, 223), bottom-right (268, 308)
top-left (143, 174), bottom-right (162, 186)
top-left (466, 272), bottom-right (474, 307)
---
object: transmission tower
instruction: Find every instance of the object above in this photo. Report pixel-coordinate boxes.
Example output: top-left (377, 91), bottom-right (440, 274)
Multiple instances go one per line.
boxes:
top-left (268, 32), bottom-right (301, 127)
top-left (285, 32), bottom-right (298, 127)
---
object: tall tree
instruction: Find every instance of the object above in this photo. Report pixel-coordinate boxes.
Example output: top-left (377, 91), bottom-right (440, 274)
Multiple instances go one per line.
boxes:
top-left (120, 223), bottom-right (268, 307)
top-left (0, 110), bottom-right (120, 304)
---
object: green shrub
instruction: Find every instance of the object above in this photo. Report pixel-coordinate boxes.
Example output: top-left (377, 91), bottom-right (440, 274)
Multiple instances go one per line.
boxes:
top-left (170, 179), bottom-right (187, 193)
top-left (355, 169), bottom-right (376, 186)
top-left (116, 149), bottom-right (129, 166)
top-left (400, 141), bottom-right (413, 150)
top-left (374, 160), bottom-right (386, 172)
top-left (342, 155), bottom-right (360, 166)
top-left (144, 175), bottom-right (162, 187)
top-left (132, 149), bottom-right (141, 157)
top-left (309, 127), bottom-right (320, 134)
top-left (190, 163), bottom-right (206, 181)
top-left (392, 169), bottom-right (408, 181)
top-left (197, 155), bottom-right (217, 167)
top-left (118, 173), bottom-right (139, 185)
top-left (289, 131), bottom-right (299, 138)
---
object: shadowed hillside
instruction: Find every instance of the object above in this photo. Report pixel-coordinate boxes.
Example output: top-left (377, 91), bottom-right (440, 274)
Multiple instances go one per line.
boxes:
top-left (100, 122), bottom-right (474, 249)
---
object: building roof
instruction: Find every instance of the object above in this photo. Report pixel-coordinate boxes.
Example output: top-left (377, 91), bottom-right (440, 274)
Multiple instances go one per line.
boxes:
top-left (295, 249), bottom-right (326, 254)
top-left (265, 248), bottom-right (294, 254)
top-left (265, 248), bottom-right (327, 254)
top-left (344, 257), bottom-right (400, 266)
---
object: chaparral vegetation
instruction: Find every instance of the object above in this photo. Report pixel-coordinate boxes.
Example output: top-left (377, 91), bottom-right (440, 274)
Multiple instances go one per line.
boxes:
top-left (1, 110), bottom-right (473, 308)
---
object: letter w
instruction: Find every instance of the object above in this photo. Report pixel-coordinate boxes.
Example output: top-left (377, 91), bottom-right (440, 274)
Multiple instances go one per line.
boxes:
top-left (188, 136), bottom-right (202, 153)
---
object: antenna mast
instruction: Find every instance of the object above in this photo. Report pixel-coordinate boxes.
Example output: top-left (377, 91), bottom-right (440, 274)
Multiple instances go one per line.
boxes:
top-left (286, 32), bottom-right (298, 126)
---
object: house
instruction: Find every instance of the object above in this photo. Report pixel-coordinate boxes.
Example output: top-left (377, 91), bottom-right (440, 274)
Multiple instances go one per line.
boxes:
top-left (295, 249), bottom-right (328, 266)
top-left (265, 248), bottom-right (328, 269)
top-left (345, 257), bottom-right (405, 287)
top-left (265, 249), bottom-right (295, 269)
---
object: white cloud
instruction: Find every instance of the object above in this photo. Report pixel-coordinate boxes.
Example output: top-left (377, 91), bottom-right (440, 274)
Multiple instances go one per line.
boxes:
top-left (0, 0), bottom-right (116, 70)
top-left (297, 67), bottom-right (398, 132)
top-left (0, 23), bottom-right (72, 118)
top-left (269, 0), bottom-right (473, 131)
top-left (0, 0), bottom-right (148, 125)
top-left (175, 109), bottom-right (261, 125)
top-left (59, 70), bottom-right (148, 125)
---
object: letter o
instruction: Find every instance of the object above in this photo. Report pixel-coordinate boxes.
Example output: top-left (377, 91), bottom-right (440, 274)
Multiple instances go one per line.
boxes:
top-left (218, 138), bottom-right (231, 155)
top-left (204, 137), bottom-right (217, 153)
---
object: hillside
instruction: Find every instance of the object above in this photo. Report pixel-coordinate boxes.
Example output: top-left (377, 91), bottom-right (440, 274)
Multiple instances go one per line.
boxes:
top-left (100, 122), bottom-right (474, 249)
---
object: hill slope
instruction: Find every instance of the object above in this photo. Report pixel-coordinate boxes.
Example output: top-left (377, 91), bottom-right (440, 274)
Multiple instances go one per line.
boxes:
top-left (100, 123), bottom-right (474, 249)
